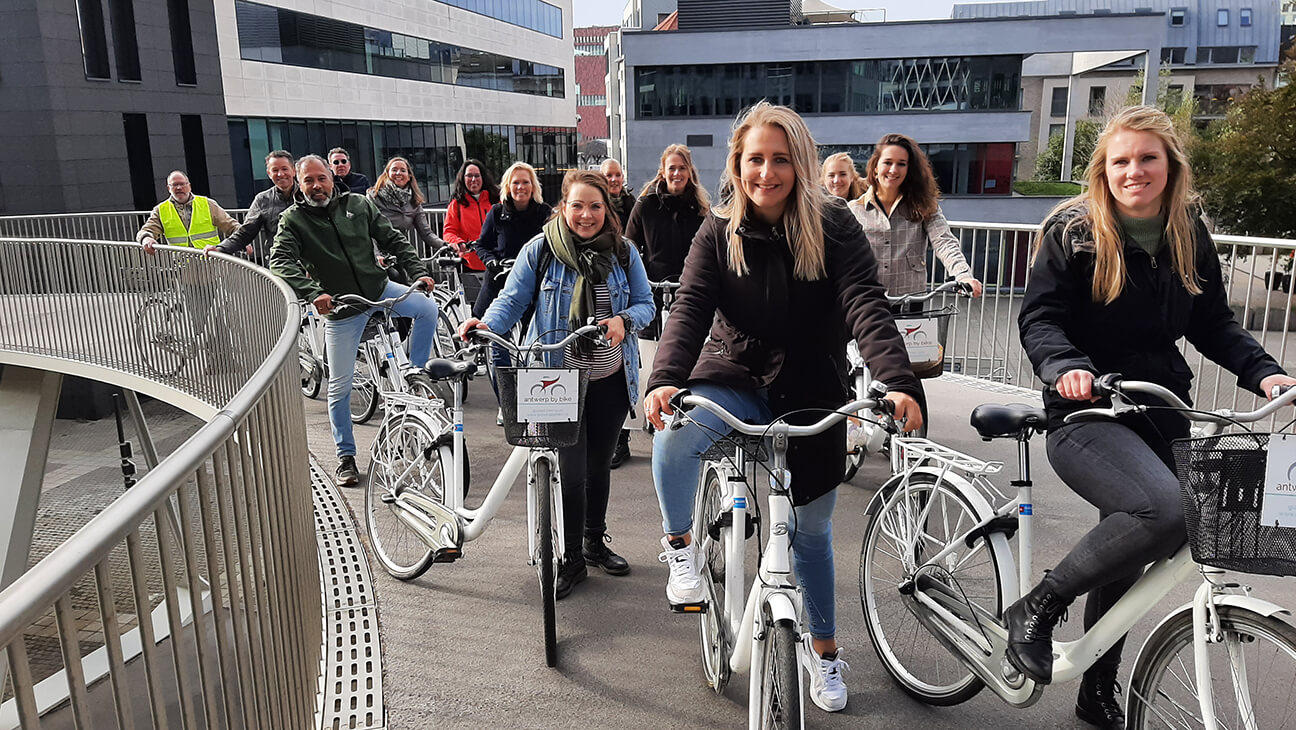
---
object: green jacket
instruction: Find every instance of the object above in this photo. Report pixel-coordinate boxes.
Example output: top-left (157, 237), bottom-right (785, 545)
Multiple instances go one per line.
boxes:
top-left (270, 188), bottom-right (428, 319)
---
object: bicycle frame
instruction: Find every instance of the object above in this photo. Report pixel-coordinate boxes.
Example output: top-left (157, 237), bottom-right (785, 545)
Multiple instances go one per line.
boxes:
top-left (299, 301), bottom-right (326, 376)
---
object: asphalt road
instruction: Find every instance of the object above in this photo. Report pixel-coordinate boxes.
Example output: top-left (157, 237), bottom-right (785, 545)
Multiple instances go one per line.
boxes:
top-left (304, 374), bottom-right (1296, 730)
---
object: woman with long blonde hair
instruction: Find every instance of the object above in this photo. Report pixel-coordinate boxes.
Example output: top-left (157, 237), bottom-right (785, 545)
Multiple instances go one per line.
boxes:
top-left (643, 102), bottom-right (923, 714)
top-left (1013, 105), bottom-right (1294, 728)
top-left (820, 152), bottom-right (865, 200)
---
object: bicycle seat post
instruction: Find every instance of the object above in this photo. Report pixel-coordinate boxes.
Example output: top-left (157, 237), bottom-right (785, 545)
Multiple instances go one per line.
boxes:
top-left (1014, 433), bottom-right (1035, 595)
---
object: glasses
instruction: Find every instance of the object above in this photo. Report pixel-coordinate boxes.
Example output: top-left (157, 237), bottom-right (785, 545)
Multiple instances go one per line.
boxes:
top-left (465, 173), bottom-right (482, 179)
top-left (330, 159), bottom-right (349, 166)
top-left (168, 183), bottom-right (190, 189)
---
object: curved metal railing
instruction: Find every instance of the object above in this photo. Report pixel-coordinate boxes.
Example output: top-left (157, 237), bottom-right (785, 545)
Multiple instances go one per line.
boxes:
top-left (0, 239), bottom-right (318, 728)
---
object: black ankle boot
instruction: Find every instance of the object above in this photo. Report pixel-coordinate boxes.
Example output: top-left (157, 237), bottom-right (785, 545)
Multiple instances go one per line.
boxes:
top-left (610, 430), bottom-right (631, 469)
top-left (555, 556), bottom-right (587, 600)
top-left (1004, 575), bottom-right (1072, 684)
top-left (1075, 663), bottom-right (1125, 729)
top-left (583, 533), bottom-right (630, 576)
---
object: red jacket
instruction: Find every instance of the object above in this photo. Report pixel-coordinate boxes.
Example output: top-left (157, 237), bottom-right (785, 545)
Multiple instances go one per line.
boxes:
top-left (443, 191), bottom-right (495, 271)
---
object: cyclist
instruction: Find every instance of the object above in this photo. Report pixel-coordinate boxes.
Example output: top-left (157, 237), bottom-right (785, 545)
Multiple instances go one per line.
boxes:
top-left (442, 159), bottom-right (494, 281)
top-left (1014, 105), bottom-right (1295, 729)
top-left (459, 169), bottom-right (654, 600)
top-left (820, 152), bottom-right (865, 201)
top-left (269, 154), bottom-right (438, 488)
top-left (644, 102), bottom-right (923, 713)
top-left (211, 150), bottom-right (295, 265)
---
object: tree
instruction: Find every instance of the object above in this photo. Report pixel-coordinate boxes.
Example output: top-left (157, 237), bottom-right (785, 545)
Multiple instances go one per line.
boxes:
top-left (1124, 66), bottom-right (1197, 137)
top-left (1033, 119), bottom-right (1100, 182)
top-left (1192, 64), bottom-right (1296, 239)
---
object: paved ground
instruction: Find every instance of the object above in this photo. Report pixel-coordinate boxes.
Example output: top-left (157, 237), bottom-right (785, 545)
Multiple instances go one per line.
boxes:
top-left (303, 373), bottom-right (1296, 730)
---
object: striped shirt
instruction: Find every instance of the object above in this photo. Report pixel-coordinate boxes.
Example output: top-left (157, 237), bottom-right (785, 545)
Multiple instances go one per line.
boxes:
top-left (564, 282), bottom-right (624, 379)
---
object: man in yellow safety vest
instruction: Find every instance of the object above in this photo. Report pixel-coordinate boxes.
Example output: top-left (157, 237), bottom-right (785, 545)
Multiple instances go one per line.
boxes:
top-left (136, 170), bottom-right (239, 252)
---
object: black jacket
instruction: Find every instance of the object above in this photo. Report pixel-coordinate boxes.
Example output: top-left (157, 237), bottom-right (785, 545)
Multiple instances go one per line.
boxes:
top-left (472, 199), bottom-right (553, 265)
top-left (648, 201), bottom-right (920, 504)
top-left (624, 182), bottom-right (706, 282)
top-left (336, 172), bottom-right (371, 195)
top-left (1020, 205), bottom-right (1284, 432)
top-left (612, 189), bottom-right (636, 229)
top-left (216, 185), bottom-right (295, 263)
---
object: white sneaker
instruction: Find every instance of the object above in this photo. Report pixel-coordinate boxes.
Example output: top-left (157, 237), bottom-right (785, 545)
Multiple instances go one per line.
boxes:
top-left (800, 635), bottom-right (849, 712)
top-left (658, 536), bottom-right (706, 605)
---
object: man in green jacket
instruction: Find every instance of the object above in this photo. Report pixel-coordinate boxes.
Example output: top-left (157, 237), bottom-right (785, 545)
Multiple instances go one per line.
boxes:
top-left (270, 154), bottom-right (438, 486)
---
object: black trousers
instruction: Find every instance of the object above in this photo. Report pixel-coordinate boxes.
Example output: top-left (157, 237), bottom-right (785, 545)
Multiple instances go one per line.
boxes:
top-left (557, 367), bottom-right (630, 554)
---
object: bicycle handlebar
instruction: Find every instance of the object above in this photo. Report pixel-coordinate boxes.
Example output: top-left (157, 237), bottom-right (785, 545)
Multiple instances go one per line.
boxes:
top-left (887, 279), bottom-right (973, 306)
top-left (669, 389), bottom-right (893, 438)
top-left (466, 323), bottom-right (608, 357)
top-left (1064, 374), bottom-right (1296, 426)
top-left (334, 280), bottom-right (430, 310)
top-left (649, 278), bottom-right (682, 291)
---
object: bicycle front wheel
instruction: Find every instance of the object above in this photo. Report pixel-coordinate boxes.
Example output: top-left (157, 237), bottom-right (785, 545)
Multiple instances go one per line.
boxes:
top-left (350, 348), bottom-right (380, 424)
top-left (365, 416), bottom-right (446, 580)
top-left (1128, 604), bottom-right (1296, 729)
top-left (756, 612), bottom-right (802, 730)
top-left (696, 465), bottom-right (732, 692)
top-left (859, 472), bottom-right (1005, 705)
top-left (298, 328), bottom-right (322, 398)
top-left (134, 297), bottom-right (188, 377)
top-left (533, 457), bottom-right (558, 667)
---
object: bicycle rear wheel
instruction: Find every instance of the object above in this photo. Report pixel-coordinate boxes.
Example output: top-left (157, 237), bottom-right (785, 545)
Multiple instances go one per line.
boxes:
top-left (859, 472), bottom-right (1005, 705)
top-left (134, 297), bottom-right (189, 377)
top-left (696, 465), bottom-right (732, 692)
top-left (532, 457), bottom-right (558, 667)
top-left (756, 612), bottom-right (802, 730)
top-left (298, 328), bottom-right (322, 398)
top-left (1128, 605), bottom-right (1296, 728)
top-left (365, 416), bottom-right (445, 580)
top-left (350, 348), bottom-right (379, 424)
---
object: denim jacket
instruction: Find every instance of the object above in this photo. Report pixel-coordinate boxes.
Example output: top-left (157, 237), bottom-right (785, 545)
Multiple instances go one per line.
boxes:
top-left (481, 232), bottom-right (656, 407)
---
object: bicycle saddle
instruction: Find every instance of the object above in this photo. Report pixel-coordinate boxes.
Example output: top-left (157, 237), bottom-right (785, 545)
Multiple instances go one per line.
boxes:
top-left (423, 358), bottom-right (476, 381)
top-left (969, 403), bottom-right (1046, 441)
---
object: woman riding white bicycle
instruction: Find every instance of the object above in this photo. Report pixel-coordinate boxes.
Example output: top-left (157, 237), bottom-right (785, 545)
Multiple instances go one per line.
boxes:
top-left (1014, 105), bottom-right (1296, 729)
top-left (460, 169), bottom-right (654, 601)
top-left (644, 101), bottom-right (923, 714)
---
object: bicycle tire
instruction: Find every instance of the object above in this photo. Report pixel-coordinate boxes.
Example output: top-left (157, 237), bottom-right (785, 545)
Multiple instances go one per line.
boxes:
top-left (1128, 605), bottom-right (1296, 729)
top-left (433, 306), bottom-right (469, 402)
top-left (365, 416), bottom-right (444, 580)
top-left (696, 465), bottom-right (732, 693)
top-left (842, 449), bottom-right (864, 483)
top-left (534, 457), bottom-right (559, 667)
top-left (859, 471), bottom-right (1006, 705)
top-left (350, 348), bottom-right (380, 424)
top-left (134, 297), bottom-right (189, 377)
top-left (757, 612), bottom-right (802, 730)
top-left (298, 329), bottom-right (322, 399)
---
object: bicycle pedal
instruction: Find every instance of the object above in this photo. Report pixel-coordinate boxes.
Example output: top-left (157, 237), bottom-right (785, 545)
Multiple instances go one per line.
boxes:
top-left (433, 547), bottom-right (461, 563)
top-left (669, 601), bottom-right (708, 614)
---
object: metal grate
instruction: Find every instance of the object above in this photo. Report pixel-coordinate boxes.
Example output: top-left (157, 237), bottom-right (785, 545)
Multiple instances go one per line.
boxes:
top-left (312, 458), bottom-right (385, 730)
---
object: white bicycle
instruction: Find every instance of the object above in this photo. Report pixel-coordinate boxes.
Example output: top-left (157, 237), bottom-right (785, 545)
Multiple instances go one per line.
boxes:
top-left (858, 374), bottom-right (1296, 728)
top-left (671, 388), bottom-right (892, 729)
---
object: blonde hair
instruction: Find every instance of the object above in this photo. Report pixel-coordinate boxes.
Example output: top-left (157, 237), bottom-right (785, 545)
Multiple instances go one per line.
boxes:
top-left (640, 144), bottom-right (711, 214)
top-left (1035, 105), bottom-right (1201, 303)
top-left (714, 102), bottom-right (826, 280)
top-left (821, 152), bottom-right (866, 200)
top-left (500, 161), bottom-right (544, 205)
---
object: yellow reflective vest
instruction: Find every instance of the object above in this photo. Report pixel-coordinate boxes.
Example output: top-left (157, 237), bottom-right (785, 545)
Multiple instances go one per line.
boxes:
top-left (158, 196), bottom-right (218, 248)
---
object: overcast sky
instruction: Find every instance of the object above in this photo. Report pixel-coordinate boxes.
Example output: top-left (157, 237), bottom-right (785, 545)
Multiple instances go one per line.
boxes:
top-left (571, 0), bottom-right (959, 26)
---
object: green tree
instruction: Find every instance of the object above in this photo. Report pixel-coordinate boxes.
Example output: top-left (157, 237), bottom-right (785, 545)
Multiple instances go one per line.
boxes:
top-left (1033, 119), bottom-right (1100, 182)
top-left (1193, 66), bottom-right (1296, 239)
top-left (1124, 66), bottom-right (1198, 136)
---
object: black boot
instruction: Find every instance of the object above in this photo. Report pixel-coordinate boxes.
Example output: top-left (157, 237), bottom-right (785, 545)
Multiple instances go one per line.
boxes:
top-left (1004, 574), bottom-right (1072, 684)
top-left (555, 555), bottom-right (587, 600)
top-left (583, 533), bottom-right (630, 576)
top-left (1075, 662), bottom-right (1125, 729)
top-left (610, 429), bottom-right (631, 469)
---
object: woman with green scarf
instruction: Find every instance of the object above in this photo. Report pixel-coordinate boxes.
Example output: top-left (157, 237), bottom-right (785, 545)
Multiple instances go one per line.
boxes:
top-left (460, 169), bottom-right (655, 600)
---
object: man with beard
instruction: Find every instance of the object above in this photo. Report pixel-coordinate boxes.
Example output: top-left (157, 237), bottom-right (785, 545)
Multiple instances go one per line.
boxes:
top-left (270, 155), bottom-right (439, 487)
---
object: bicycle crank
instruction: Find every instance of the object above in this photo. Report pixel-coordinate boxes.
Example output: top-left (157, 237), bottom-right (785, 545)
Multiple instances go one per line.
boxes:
top-left (391, 490), bottom-right (464, 562)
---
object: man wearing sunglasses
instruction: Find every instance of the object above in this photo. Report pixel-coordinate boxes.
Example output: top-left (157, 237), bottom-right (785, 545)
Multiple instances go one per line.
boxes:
top-left (328, 147), bottom-right (371, 194)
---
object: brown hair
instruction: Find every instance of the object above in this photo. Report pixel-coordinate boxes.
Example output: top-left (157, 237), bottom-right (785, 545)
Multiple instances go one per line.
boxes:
top-left (864, 133), bottom-right (940, 222)
top-left (640, 144), bottom-right (711, 214)
top-left (371, 156), bottom-right (426, 205)
top-left (556, 169), bottom-right (624, 239)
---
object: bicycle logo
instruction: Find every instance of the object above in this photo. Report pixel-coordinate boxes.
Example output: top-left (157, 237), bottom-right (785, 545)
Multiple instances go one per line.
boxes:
top-left (530, 377), bottom-right (567, 396)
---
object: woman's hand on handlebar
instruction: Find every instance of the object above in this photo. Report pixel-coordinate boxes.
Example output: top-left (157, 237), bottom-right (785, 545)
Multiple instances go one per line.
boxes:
top-left (957, 276), bottom-right (983, 298)
top-left (885, 392), bottom-right (924, 433)
top-left (1056, 369), bottom-right (1100, 402)
top-left (645, 386), bottom-right (679, 431)
top-left (599, 315), bottom-right (626, 346)
top-left (457, 317), bottom-right (490, 341)
top-left (1260, 374), bottom-right (1296, 401)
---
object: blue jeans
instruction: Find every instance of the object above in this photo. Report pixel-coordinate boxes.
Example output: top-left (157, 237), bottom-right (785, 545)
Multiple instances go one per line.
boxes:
top-left (324, 280), bottom-right (439, 458)
top-left (651, 382), bottom-right (840, 639)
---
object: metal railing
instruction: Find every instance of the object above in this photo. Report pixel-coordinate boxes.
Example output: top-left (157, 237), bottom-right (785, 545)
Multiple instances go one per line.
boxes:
top-left (0, 240), bottom-right (318, 728)
top-left (940, 221), bottom-right (1296, 413)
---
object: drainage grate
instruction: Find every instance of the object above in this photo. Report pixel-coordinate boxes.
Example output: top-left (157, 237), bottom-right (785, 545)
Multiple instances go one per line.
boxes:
top-left (312, 458), bottom-right (385, 730)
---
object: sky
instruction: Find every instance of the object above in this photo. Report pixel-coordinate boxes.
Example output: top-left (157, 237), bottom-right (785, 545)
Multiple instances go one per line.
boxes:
top-left (571, 0), bottom-right (960, 27)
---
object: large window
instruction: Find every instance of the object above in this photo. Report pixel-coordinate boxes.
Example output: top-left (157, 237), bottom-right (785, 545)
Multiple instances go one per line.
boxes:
top-left (1161, 47), bottom-right (1187, 64)
top-left (227, 117), bottom-right (576, 210)
top-left (1199, 46), bottom-right (1255, 64)
top-left (819, 142), bottom-right (1015, 196)
top-left (235, 1), bottom-right (565, 98)
top-left (107, 0), bottom-right (141, 81)
top-left (437, 0), bottom-right (562, 38)
top-left (168, 0), bottom-right (197, 85)
top-left (123, 113), bottom-right (155, 210)
top-left (635, 56), bottom-right (1021, 118)
top-left (75, 0), bottom-right (111, 80)
top-left (1049, 87), bottom-right (1067, 116)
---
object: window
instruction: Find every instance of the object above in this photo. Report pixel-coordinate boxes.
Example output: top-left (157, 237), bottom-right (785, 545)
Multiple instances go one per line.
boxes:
top-left (181, 115), bottom-right (210, 194)
top-left (107, 0), bottom-right (141, 81)
top-left (1088, 86), bottom-right (1106, 116)
top-left (1161, 47), bottom-right (1186, 64)
top-left (1240, 46), bottom-right (1257, 63)
top-left (1169, 7), bottom-right (1186, 25)
top-left (75, 0), bottom-right (111, 79)
top-left (431, 0), bottom-right (561, 36)
top-left (686, 134), bottom-right (713, 147)
top-left (1048, 124), bottom-right (1065, 138)
top-left (1240, 8), bottom-right (1252, 25)
top-left (123, 114), bottom-right (155, 210)
top-left (168, 0), bottom-right (197, 84)
top-left (1201, 46), bottom-right (1242, 64)
top-left (1050, 86), bottom-right (1068, 116)
top-left (1217, 8), bottom-right (1229, 25)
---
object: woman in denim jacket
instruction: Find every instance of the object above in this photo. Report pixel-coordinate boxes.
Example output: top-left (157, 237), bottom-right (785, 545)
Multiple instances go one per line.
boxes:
top-left (460, 169), bottom-right (654, 600)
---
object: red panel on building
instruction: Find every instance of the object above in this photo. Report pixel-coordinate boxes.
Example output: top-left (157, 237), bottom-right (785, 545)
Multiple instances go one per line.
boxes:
top-left (574, 25), bottom-right (617, 142)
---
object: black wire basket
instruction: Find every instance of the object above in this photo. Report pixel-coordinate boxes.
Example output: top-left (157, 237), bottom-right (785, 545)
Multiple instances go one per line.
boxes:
top-left (893, 306), bottom-right (957, 379)
top-left (495, 367), bottom-right (589, 448)
top-left (1173, 432), bottom-right (1296, 576)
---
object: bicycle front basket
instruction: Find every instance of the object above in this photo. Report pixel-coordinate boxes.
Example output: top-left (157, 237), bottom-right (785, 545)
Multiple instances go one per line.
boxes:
top-left (496, 367), bottom-right (589, 448)
top-left (893, 307), bottom-right (956, 379)
top-left (1173, 433), bottom-right (1296, 576)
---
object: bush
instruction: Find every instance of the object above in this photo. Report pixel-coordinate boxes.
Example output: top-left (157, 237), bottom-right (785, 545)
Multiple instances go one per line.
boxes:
top-left (1033, 119), bottom-right (1100, 182)
top-left (1013, 181), bottom-right (1083, 196)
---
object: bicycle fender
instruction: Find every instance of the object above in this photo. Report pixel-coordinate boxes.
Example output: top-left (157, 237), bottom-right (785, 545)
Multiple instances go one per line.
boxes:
top-left (1151, 595), bottom-right (1292, 631)
top-left (381, 408), bottom-right (448, 439)
top-left (763, 591), bottom-right (798, 626)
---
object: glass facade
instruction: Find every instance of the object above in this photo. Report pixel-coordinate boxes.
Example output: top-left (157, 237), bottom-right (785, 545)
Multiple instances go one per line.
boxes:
top-left (438, 0), bottom-right (563, 38)
top-left (235, 1), bottom-right (565, 98)
top-left (227, 117), bottom-right (577, 208)
top-left (635, 56), bottom-right (1021, 118)
top-left (818, 143), bottom-right (1016, 196)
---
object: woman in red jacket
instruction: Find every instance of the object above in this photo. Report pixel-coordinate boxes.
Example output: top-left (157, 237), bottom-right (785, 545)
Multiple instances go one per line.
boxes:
top-left (443, 159), bottom-right (498, 272)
